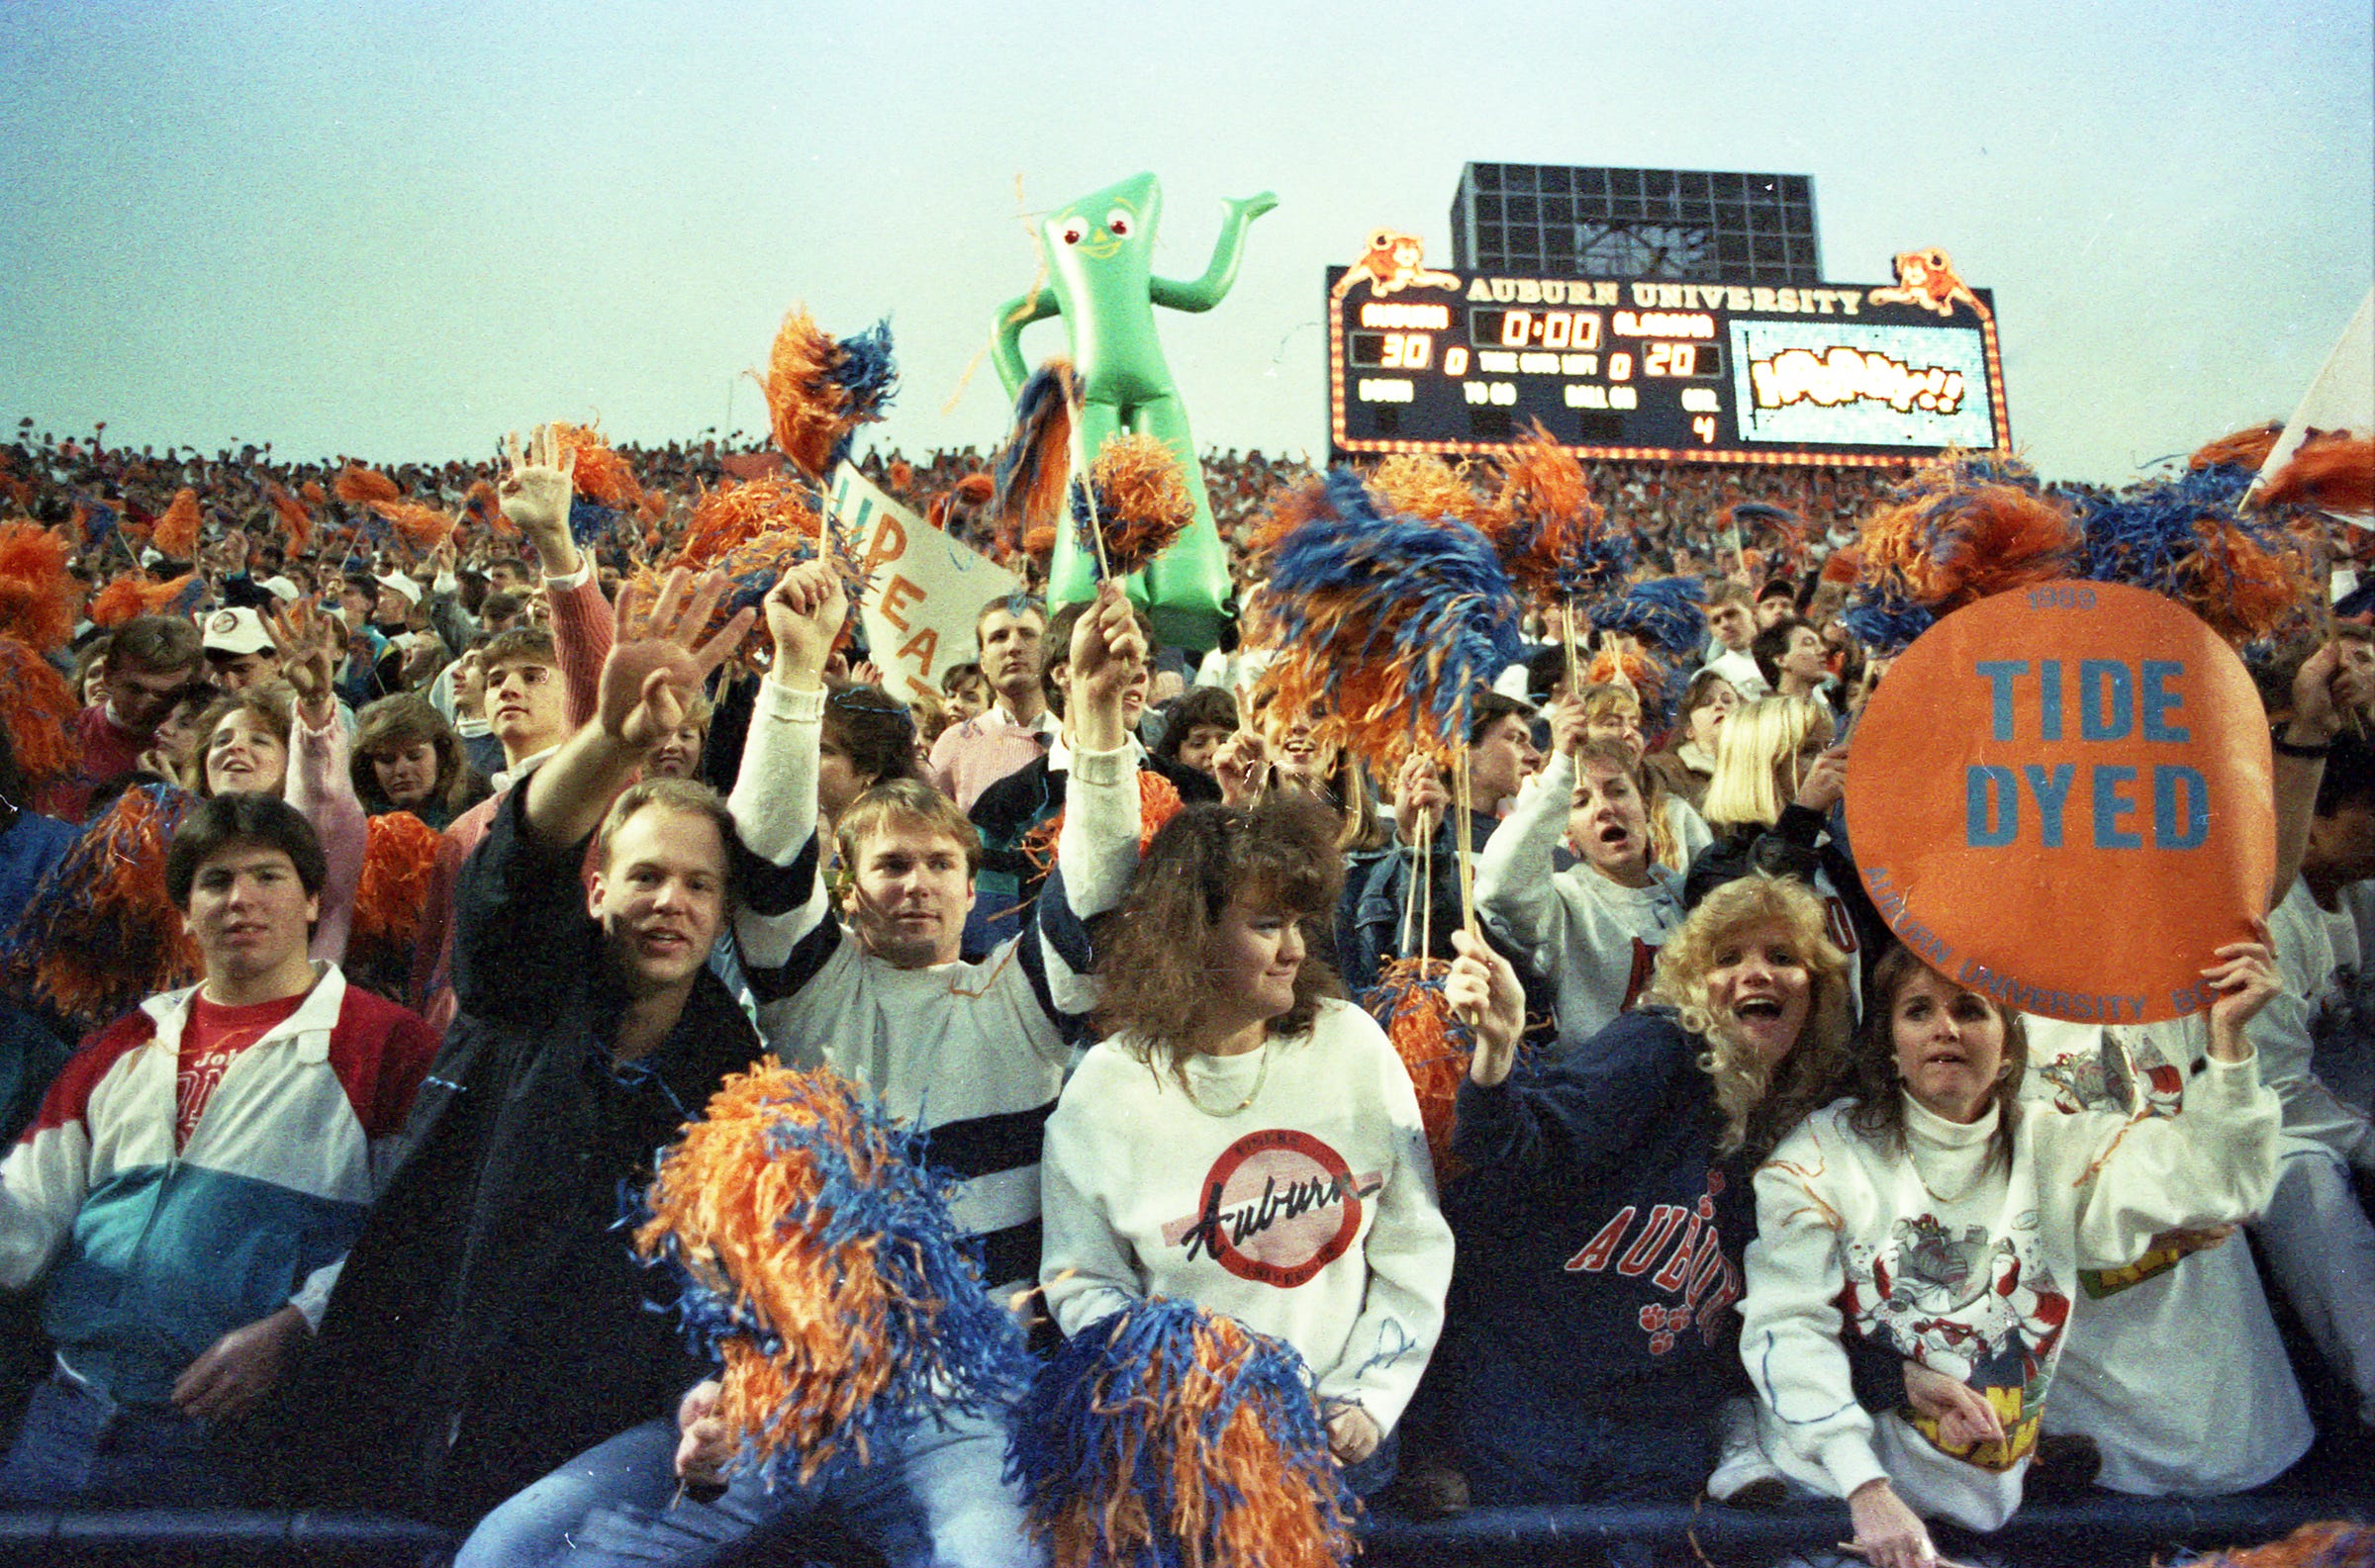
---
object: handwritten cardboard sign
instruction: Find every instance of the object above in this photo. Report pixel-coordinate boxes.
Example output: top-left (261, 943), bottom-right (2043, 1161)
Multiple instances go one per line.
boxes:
top-left (1845, 581), bottom-right (2273, 1024)
top-left (826, 466), bottom-right (1019, 707)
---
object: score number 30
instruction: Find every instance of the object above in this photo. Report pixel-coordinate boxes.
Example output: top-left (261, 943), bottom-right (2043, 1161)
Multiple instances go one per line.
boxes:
top-left (1375, 333), bottom-right (1480, 377)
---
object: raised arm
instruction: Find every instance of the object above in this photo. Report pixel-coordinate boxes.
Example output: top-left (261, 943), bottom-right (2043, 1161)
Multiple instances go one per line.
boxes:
top-left (272, 601), bottom-right (366, 964)
top-left (1452, 1000), bottom-right (1680, 1184)
top-left (2269, 641), bottom-right (2349, 913)
top-left (1038, 581), bottom-right (1146, 1018)
top-left (727, 561), bottom-right (847, 982)
top-left (522, 569), bottom-right (752, 853)
top-left (1148, 191), bottom-right (1278, 312)
top-left (1476, 699), bottom-right (1581, 966)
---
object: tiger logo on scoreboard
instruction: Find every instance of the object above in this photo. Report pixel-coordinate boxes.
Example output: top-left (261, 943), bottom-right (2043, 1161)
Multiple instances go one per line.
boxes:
top-left (1335, 230), bottom-right (1462, 300)
top-left (1867, 246), bottom-right (1987, 320)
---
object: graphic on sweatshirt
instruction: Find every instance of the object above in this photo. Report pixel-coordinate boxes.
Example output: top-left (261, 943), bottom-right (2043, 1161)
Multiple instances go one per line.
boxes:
top-left (1163, 1128), bottom-right (1381, 1288)
top-left (1558, 1165), bottom-right (1741, 1354)
top-left (2033, 1029), bottom-right (2196, 1296)
top-left (1841, 1212), bottom-right (2069, 1471)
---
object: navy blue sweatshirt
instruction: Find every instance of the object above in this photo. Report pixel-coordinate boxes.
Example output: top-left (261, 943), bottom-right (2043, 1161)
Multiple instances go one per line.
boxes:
top-left (1443, 1007), bottom-right (1757, 1501)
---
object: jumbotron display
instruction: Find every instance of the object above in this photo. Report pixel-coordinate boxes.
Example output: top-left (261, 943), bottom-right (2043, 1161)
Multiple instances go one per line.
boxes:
top-left (1326, 234), bottom-right (2011, 466)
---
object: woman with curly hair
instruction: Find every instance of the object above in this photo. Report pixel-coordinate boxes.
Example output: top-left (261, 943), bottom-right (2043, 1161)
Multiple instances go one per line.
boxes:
top-left (1739, 940), bottom-right (2283, 1563)
top-left (1037, 795), bottom-right (1455, 1499)
top-left (1440, 875), bottom-right (1854, 1506)
top-left (349, 693), bottom-right (490, 830)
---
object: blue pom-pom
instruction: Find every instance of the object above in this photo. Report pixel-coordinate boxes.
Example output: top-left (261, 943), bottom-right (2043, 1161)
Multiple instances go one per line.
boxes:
top-left (1839, 590), bottom-right (1938, 655)
top-left (826, 319), bottom-right (899, 472)
top-left (568, 498), bottom-right (618, 548)
top-left (1006, 1297), bottom-right (1357, 1568)
top-left (77, 497), bottom-right (118, 546)
top-left (1589, 576), bottom-right (1707, 662)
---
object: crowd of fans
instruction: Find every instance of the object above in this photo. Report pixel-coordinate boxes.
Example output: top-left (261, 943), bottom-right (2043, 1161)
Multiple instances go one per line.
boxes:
top-left (0, 413), bottom-right (2367, 1568)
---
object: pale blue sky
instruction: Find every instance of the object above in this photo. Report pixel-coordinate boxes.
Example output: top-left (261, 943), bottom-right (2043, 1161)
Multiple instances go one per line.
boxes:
top-left (3, 0), bottom-right (2368, 482)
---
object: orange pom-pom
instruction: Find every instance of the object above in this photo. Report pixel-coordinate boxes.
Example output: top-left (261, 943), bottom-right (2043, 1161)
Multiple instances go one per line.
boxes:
top-left (2189, 421), bottom-right (2284, 473)
top-left (764, 307), bottom-right (847, 481)
top-left (0, 521), bottom-right (77, 652)
top-left (677, 477), bottom-right (821, 571)
top-left (2258, 433), bottom-right (2374, 516)
top-left (1021, 770), bottom-right (1185, 877)
top-left (888, 460), bottom-right (914, 494)
top-left (1081, 433), bottom-right (1194, 580)
top-left (1487, 424), bottom-right (1624, 601)
top-left (382, 501), bottom-right (455, 553)
top-left (152, 489), bottom-right (200, 559)
top-left (1022, 523), bottom-right (1056, 560)
top-left (2183, 517), bottom-right (2319, 647)
top-left (954, 471), bottom-right (995, 507)
top-left (0, 637), bottom-right (79, 783)
top-left (299, 480), bottom-right (328, 507)
top-left (88, 572), bottom-right (196, 628)
top-left (9, 784), bottom-right (202, 1030)
top-left (550, 421), bottom-right (646, 510)
top-left (1370, 454), bottom-right (1492, 530)
top-left (1368, 956), bottom-right (1471, 1177)
top-left (264, 484), bottom-right (314, 553)
top-left (351, 811), bottom-right (439, 958)
top-left (333, 465), bottom-right (402, 508)
top-left (1858, 463), bottom-right (2077, 611)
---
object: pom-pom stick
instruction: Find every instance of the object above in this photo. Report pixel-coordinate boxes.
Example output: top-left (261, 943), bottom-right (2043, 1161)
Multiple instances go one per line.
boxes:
top-left (0, 521), bottom-right (76, 652)
top-left (1070, 432), bottom-right (1193, 583)
top-left (151, 489), bottom-right (200, 560)
top-left (2, 783), bottom-right (200, 1031)
top-left (0, 637), bottom-right (78, 784)
top-left (635, 1063), bottom-right (1029, 1490)
top-left (1365, 955), bottom-right (1472, 1175)
top-left (762, 309), bottom-right (899, 483)
top-left (1007, 1297), bottom-right (1359, 1568)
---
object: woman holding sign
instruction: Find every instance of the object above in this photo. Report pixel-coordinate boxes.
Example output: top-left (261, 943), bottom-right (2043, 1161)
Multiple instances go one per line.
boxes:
top-left (1440, 875), bottom-right (1854, 1505)
top-left (1738, 939), bottom-right (2284, 1562)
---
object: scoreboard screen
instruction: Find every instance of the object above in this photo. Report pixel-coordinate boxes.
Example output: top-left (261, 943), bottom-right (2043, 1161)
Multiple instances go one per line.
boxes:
top-left (1326, 242), bottom-right (2010, 466)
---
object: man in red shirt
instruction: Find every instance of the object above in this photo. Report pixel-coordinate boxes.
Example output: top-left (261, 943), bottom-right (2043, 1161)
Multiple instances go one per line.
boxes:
top-left (0, 794), bottom-right (437, 1505)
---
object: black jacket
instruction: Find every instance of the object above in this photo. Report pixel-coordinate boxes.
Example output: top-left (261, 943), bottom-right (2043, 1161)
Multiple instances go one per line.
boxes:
top-left (280, 788), bottom-right (770, 1524)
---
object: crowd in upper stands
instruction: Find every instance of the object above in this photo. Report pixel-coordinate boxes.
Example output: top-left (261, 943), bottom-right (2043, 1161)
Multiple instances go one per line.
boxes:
top-left (0, 413), bottom-right (2367, 1568)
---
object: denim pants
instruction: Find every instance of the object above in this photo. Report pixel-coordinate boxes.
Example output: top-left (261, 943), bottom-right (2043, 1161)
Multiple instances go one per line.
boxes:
top-left (456, 1404), bottom-right (1042, 1568)
top-left (0, 1368), bottom-right (236, 1508)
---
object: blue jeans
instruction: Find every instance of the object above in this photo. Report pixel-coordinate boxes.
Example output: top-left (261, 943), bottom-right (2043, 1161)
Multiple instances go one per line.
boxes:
top-left (0, 1368), bottom-right (236, 1508)
top-left (457, 1405), bottom-right (1041, 1568)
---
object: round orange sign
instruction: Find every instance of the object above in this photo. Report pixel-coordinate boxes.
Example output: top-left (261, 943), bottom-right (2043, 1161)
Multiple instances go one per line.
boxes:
top-left (1845, 581), bottom-right (2273, 1025)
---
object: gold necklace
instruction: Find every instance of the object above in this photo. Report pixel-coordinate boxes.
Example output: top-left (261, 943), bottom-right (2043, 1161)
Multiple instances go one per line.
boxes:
top-left (1183, 1043), bottom-right (1270, 1118)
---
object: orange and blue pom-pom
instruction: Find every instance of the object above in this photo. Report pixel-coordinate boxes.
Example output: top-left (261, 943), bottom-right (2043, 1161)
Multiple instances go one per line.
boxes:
top-left (1007, 1296), bottom-right (1359, 1568)
top-left (1364, 957), bottom-right (1472, 1177)
top-left (1261, 469), bottom-right (1523, 762)
top-left (1488, 424), bottom-right (1631, 601)
top-left (2, 783), bottom-right (201, 1032)
top-left (1070, 433), bottom-right (1195, 582)
top-left (994, 359), bottom-right (1077, 538)
top-left (2068, 461), bottom-right (2318, 647)
top-left (764, 310), bottom-right (898, 481)
top-left (634, 1063), bottom-right (1029, 1491)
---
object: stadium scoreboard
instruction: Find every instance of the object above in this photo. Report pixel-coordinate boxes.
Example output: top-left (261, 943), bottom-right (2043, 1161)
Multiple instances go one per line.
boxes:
top-left (1326, 236), bottom-right (2010, 467)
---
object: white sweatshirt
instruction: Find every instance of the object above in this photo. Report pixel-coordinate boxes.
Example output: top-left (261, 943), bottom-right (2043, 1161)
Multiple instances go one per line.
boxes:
top-left (1741, 1055), bottom-right (2280, 1531)
top-left (2016, 1015), bottom-right (2312, 1496)
top-left (2260, 878), bottom-right (2375, 1173)
top-left (1038, 999), bottom-right (1454, 1434)
top-left (1473, 751), bottom-right (1687, 1049)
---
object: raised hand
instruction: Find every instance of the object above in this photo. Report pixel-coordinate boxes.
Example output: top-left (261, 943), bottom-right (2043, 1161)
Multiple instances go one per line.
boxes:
top-left (1793, 742), bottom-right (1850, 815)
top-left (1550, 692), bottom-right (1588, 758)
top-left (2203, 930), bottom-right (2281, 1060)
top-left (499, 425), bottom-right (578, 571)
top-left (267, 600), bottom-right (338, 727)
top-left (1392, 750), bottom-right (1449, 845)
top-left (600, 569), bottom-right (754, 748)
top-left (762, 560), bottom-right (849, 690)
top-left (1452, 928), bottom-right (1526, 1084)
top-left (1070, 580), bottom-right (1145, 710)
top-left (1208, 730), bottom-right (1270, 809)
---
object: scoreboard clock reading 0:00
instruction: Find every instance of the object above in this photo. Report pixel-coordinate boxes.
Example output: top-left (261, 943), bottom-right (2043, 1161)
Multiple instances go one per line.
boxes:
top-left (1325, 239), bottom-right (2010, 467)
